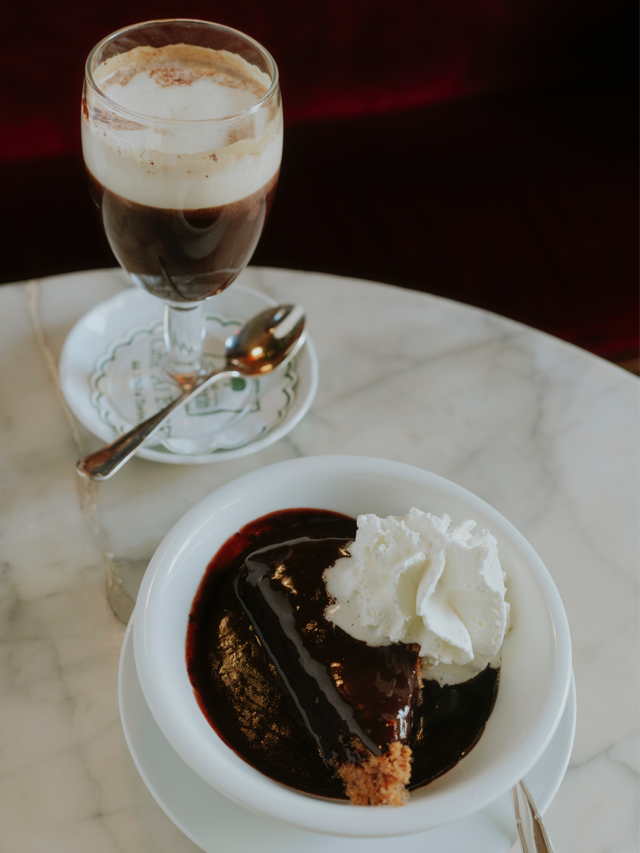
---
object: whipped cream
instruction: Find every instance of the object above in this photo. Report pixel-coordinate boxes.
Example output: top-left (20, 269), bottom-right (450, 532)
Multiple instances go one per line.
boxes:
top-left (324, 509), bottom-right (509, 685)
top-left (82, 44), bottom-right (283, 210)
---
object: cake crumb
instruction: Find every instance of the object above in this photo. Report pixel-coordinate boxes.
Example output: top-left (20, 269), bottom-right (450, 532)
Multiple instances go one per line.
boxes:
top-left (335, 740), bottom-right (412, 806)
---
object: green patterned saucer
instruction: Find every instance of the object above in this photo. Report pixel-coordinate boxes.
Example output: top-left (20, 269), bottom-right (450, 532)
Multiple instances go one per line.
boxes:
top-left (60, 283), bottom-right (318, 464)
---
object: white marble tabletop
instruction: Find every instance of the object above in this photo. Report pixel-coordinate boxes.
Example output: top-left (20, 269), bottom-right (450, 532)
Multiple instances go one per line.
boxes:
top-left (0, 266), bottom-right (637, 853)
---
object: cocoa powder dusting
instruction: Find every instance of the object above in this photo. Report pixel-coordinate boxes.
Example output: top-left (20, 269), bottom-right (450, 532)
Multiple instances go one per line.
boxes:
top-left (148, 67), bottom-right (198, 87)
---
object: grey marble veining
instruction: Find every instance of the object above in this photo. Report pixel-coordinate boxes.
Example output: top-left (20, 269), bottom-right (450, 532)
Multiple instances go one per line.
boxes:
top-left (0, 267), bottom-right (637, 852)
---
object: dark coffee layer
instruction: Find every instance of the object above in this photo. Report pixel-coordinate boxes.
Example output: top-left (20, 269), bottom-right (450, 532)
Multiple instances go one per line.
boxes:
top-left (88, 169), bottom-right (278, 302)
top-left (186, 508), bottom-right (499, 799)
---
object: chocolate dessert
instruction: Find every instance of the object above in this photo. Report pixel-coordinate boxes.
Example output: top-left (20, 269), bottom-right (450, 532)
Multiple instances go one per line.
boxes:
top-left (186, 508), bottom-right (499, 804)
top-left (235, 534), bottom-right (421, 804)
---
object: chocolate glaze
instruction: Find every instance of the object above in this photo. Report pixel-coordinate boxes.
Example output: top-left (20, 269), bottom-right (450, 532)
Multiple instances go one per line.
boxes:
top-left (186, 508), bottom-right (499, 799)
top-left (235, 536), bottom-right (421, 765)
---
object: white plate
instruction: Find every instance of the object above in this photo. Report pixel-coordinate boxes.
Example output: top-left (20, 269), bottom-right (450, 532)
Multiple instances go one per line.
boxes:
top-left (119, 613), bottom-right (576, 853)
top-left (59, 285), bottom-right (318, 464)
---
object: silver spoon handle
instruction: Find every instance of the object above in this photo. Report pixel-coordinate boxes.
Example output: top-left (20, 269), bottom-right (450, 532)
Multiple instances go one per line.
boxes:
top-left (513, 780), bottom-right (556, 853)
top-left (76, 369), bottom-right (236, 481)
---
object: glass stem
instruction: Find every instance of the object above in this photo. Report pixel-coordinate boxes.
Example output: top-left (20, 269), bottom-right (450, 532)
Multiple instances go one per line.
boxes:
top-left (164, 301), bottom-right (206, 380)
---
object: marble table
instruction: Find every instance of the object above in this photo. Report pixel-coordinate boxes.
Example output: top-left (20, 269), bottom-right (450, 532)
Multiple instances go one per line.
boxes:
top-left (1, 267), bottom-right (637, 852)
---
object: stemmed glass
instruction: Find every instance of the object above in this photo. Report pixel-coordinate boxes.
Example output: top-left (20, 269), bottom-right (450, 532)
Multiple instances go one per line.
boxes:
top-left (81, 19), bottom-right (282, 442)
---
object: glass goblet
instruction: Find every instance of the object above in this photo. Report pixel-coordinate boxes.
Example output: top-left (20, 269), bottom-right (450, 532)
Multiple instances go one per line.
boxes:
top-left (81, 19), bottom-right (282, 438)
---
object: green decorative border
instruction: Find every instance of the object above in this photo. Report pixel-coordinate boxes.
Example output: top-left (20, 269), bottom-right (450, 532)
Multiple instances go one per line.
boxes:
top-left (198, 357), bottom-right (300, 454)
top-left (89, 311), bottom-right (299, 456)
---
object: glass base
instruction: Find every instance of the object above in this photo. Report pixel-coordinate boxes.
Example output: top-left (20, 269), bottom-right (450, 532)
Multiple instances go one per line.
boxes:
top-left (96, 320), bottom-right (257, 456)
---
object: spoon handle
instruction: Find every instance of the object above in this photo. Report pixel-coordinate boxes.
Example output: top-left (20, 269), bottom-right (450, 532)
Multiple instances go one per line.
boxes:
top-left (76, 369), bottom-right (235, 481)
top-left (513, 780), bottom-right (556, 852)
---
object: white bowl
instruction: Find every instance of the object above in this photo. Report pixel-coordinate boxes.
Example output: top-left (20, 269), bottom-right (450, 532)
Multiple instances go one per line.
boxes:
top-left (134, 456), bottom-right (572, 838)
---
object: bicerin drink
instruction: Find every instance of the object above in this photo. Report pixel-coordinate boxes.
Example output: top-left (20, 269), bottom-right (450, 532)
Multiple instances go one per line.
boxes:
top-left (82, 41), bottom-right (282, 302)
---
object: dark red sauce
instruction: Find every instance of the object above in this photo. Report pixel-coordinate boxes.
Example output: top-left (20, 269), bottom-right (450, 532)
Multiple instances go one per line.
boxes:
top-left (186, 508), bottom-right (499, 799)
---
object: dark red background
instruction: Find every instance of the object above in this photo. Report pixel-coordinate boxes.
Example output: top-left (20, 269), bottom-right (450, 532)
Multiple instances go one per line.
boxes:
top-left (1, 1), bottom-right (637, 364)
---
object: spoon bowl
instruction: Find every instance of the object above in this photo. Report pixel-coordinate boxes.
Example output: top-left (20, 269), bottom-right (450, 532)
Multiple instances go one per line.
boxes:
top-left (226, 304), bottom-right (306, 374)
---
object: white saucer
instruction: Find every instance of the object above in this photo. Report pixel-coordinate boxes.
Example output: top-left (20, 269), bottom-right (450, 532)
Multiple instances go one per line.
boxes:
top-left (59, 285), bottom-right (318, 464)
top-left (118, 613), bottom-right (576, 853)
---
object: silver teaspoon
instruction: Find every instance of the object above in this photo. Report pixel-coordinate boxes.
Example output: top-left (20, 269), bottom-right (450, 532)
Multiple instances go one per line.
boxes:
top-left (513, 779), bottom-right (556, 852)
top-left (76, 304), bottom-right (306, 481)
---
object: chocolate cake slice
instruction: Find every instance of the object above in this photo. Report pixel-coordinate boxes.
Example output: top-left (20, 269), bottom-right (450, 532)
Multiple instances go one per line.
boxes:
top-left (234, 534), bottom-right (422, 805)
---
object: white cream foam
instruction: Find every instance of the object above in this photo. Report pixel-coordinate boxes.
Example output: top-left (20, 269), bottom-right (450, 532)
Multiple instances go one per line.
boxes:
top-left (324, 509), bottom-right (510, 686)
top-left (82, 44), bottom-right (282, 209)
